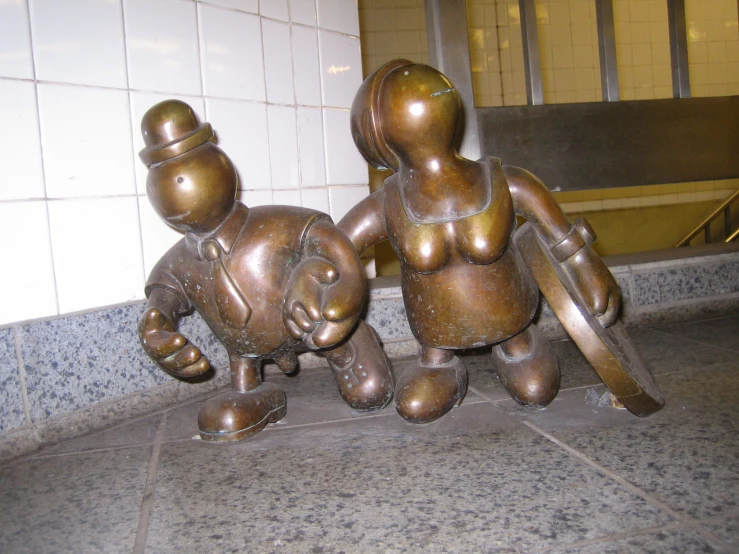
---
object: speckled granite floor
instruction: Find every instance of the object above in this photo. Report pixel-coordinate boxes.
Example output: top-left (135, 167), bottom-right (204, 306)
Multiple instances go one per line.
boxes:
top-left (1, 315), bottom-right (738, 554)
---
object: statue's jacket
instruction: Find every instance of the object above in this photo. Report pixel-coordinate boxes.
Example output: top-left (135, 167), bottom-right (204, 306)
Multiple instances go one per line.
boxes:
top-left (146, 202), bottom-right (329, 358)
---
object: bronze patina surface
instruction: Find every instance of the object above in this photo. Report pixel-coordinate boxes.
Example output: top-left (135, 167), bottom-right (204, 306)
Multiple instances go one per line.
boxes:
top-left (338, 60), bottom-right (662, 423)
top-left (138, 100), bottom-right (394, 441)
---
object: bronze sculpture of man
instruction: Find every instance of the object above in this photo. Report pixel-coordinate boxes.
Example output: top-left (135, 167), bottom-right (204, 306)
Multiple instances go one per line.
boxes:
top-left (137, 100), bottom-right (393, 442)
top-left (338, 60), bottom-right (662, 424)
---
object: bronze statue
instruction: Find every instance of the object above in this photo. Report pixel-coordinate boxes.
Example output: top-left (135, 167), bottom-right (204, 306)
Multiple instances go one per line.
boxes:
top-left (339, 60), bottom-right (663, 423)
top-left (137, 100), bottom-right (393, 442)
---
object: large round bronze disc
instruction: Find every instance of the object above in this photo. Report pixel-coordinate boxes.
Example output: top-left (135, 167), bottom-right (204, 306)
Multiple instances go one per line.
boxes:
top-left (514, 222), bottom-right (665, 417)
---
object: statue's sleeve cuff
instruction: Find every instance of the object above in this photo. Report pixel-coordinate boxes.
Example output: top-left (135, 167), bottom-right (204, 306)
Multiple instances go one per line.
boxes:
top-left (549, 217), bottom-right (597, 263)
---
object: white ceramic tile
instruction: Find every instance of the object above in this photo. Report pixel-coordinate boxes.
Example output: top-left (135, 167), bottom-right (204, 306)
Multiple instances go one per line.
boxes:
top-left (123, 0), bottom-right (201, 95)
top-left (267, 105), bottom-right (300, 188)
top-left (29, 0), bottom-right (127, 88)
top-left (138, 194), bottom-right (184, 279)
top-left (0, 80), bottom-right (44, 201)
top-left (296, 106), bottom-right (326, 186)
top-left (38, 84), bottom-right (134, 198)
top-left (328, 185), bottom-right (369, 221)
top-left (262, 19), bottom-right (295, 104)
top-left (0, 0), bottom-right (34, 78)
top-left (202, 0), bottom-right (258, 13)
top-left (206, 98), bottom-right (271, 190)
top-left (198, 4), bottom-right (265, 101)
top-left (238, 189), bottom-right (273, 206)
top-left (259, 0), bottom-right (289, 21)
top-left (291, 25), bottom-right (321, 106)
top-left (316, 0), bottom-right (359, 36)
top-left (323, 108), bottom-right (368, 185)
top-left (318, 30), bottom-right (362, 109)
top-left (290, 0), bottom-right (316, 26)
top-left (300, 187), bottom-right (329, 213)
top-left (272, 189), bottom-right (302, 206)
top-left (130, 91), bottom-right (206, 195)
top-left (48, 197), bottom-right (145, 314)
top-left (0, 201), bottom-right (57, 325)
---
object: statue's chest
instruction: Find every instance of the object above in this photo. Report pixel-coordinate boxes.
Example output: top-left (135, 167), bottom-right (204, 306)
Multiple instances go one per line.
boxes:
top-left (384, 161), bottom-right (516, 274)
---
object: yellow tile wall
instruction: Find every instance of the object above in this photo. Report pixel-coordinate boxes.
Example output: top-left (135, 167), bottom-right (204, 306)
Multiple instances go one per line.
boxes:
top-left (552, 179), bottom-right (739, 214)
top-left (467, 0), bottom-right (505, 107)
top-left (358, 0), bottom-right (429, 78)
top-left (686, 0), bottom-right (739, 96)
top-left (536, 0), bottom-right (602, 103)
top-left (612, 0), bottom-right (673, 100)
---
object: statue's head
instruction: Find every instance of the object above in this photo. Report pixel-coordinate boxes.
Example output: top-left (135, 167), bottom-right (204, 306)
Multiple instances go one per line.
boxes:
top-left (139, 100), bottom-right (237, 234)
top-left (350, 60), bottom-right (462, 171)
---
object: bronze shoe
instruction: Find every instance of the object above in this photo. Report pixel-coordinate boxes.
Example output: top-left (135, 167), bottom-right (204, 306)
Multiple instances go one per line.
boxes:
top-left (395, 356), bottom-right (468, 424)
top-left (325, 321), bottom-right (394, 411)
top-left (198, 382), bottom-right (286, 442)
top-left (492, 324), bottom-right (560, 408)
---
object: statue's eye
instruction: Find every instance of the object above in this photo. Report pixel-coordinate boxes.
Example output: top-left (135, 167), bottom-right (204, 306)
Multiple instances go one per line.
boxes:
top-left (177, 177), bottom-right (184, 183)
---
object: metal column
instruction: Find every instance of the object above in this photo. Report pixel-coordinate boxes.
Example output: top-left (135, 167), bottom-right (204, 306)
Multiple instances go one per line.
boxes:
top-left (425, 0), bottom-right (481, 160)
top-left (595, 0), bottom-right (620, 101)
top-left (667, 0), bottom-right (691, 98)
top-left (518, 0), bottom-right (544, 105)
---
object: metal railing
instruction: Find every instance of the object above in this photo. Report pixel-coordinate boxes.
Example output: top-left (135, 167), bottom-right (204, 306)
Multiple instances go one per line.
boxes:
top-left (675, 189), bottom-right (739, 247)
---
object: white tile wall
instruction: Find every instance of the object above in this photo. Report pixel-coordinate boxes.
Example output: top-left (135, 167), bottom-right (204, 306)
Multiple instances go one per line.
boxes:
top-left (318, 30), bottom-right (363, 108)
top-left (0, 79), bottom-right (44, 201)
top-left (0, 0), bottom-right (371, 325)
top-left (260, 0), bottom-right (289, 21)
top-left (124, 0), bottom-right (201, 96)
top-left (29, 0), bottom-right (127, 89)
top-left (292, 25), bottom-right (322, 106)
top-left (38, 84), bottom-right (135, 199)
top-left (0, 201), bottom-right (57, 325)
top-left (262, 19), bottom-right (296, 104)
top-left (0, 0), bottom-right (33, 79)
top-left (48, 196), bottom-right (145, 314)
top-left (323, 108), bottom-right (368, 185)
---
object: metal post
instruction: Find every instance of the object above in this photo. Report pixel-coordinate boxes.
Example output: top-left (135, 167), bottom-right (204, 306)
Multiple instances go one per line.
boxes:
top-left (425, 0), bottom-right (481, 160)
top-left (595, 0), bottom-right (620, 101)
top-left (667, 0), bottom-right (691, 98)
top-left (518, 0), bottom-right (544, 105)
top-left (725, 206), bottom-right (732, 239)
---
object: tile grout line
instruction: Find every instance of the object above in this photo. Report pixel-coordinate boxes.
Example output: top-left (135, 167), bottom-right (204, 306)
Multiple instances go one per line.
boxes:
top-left (132, 412), bottom-right (168, 554)
top-left (536, 521), bottom-right (684, 553)
top-left (519, 419), bottom-right (735, 553)
top-left (647, 327), bottom-right (739, 355)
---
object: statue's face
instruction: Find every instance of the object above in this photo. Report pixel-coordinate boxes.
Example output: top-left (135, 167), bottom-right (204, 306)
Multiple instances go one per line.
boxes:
top-left (377, 64), bottom-right (461, 165)
top-left (147, 143), bottom-right (237, 234)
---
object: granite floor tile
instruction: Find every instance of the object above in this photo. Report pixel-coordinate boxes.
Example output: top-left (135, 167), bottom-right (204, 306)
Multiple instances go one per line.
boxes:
top-left (164, 360), bottom-right (485, 441)
top-left (0, 446), bottom-right (151, 553)
top-left (464, 339), bottom-right (605, 402)
top-left (651, 316), bottom-right (739, 353)
top-left (145, 402), bottom-right (672, 553)
top-left (512, 367), bottom-right (739, 521)
top-left (548, 527), bottom-right (724, 553)
top-left (36, 412), bottom-right (163, 455)
top-left (469, 324), bottom-right (739, 408)
top-left (701, 510), bottom-right (739, 549)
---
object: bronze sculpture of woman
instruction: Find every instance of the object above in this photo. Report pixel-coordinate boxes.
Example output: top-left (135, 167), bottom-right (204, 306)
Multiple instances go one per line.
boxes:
top-left (338, 60), bottom-right (623, 424)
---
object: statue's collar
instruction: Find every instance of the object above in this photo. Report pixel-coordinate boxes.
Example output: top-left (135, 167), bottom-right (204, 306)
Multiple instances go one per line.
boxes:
top-left (185, 203), bottom-right (249, 261)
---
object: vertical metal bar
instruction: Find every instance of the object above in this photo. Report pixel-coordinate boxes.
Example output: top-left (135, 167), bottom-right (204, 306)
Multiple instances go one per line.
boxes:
top-left (725, 206), bottom-right (731, 239)
top-left (667, 0), bottom-right (691, 98)
top-left (425, 0), bottom-right (481, 160)
top-left (595, 0), bottom-right (620, 101)
top-left (518, 0), bottom-right (544, 105)
top-left (705, 225), bottom-right (711, 244)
